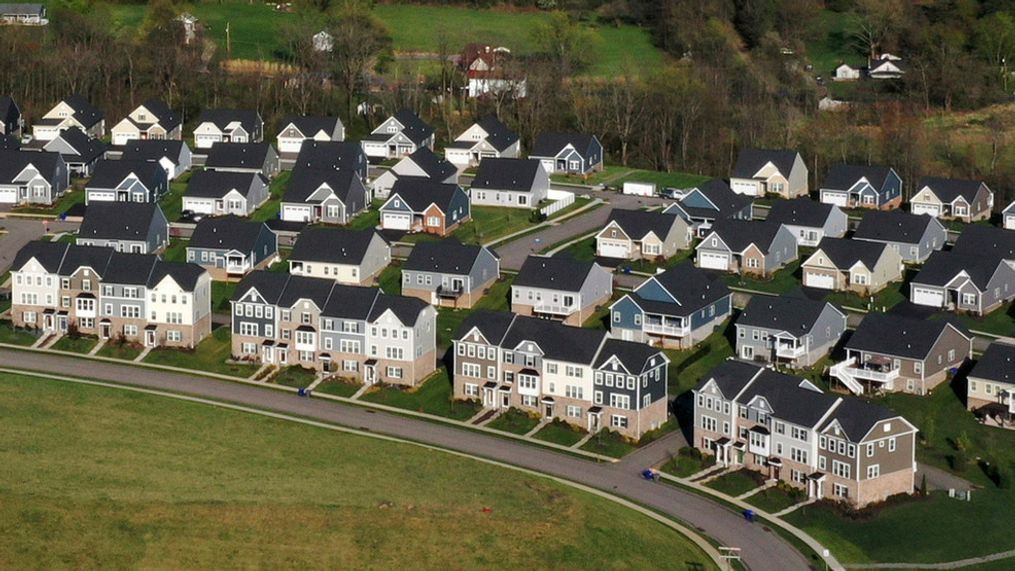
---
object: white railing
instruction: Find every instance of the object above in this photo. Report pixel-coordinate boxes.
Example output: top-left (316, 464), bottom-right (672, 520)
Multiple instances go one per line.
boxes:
top-left (830, 357), bottom-right (899, 395)
top-left (775, 343), bottom-right (806, 358)
top-left (643, 322), bottom-right (689, 337)
top-left (534, 304), bottom-right (573, 316)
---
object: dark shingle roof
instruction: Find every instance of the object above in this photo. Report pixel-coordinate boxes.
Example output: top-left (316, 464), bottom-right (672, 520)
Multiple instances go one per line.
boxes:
top-left (189, 216), bottom-right (270, 252)
top-left (738, 295), bottom-right (840, 335)
top-left (233, 271), bottom-right (292, 304)
top-left (369, 295), bottom-right (429, 326)
top-left (120, 140), bottom-right (186, 163)
top-left (911, 250), bottom-right (1005, 289)
top-left (823, 398), bottom-right (900, 442)
top-left (732, 148), bottom-right (799, 178)
top-left (79, 202), bottom-right (162, 241)
top-left (0, 149), bottom-right (61, 184)
top-left (814, 237), bottom-right (887, 270)
top-left (391, 109), bottom-right (434, 146)
top-left (475, 115), bottom-right (519, 152)
top-left (454, 310), bottom-right (516, 345)
top-left (736, 369), bottom-right (840, 428)
top-left (695, 359), bottom-right (764, 399)
top-left (593, 338), bottom-right (665, 373)
top-left (470, 158), bottom-right (543, 191)
top-left (321, 283), bottom-right (382, 320)
top-left (280, 115), bottom-right (341, 138)
top-left (293, 140), bottom-right (364, 172)
top-left (57, 244), bottom-right (114, 277)
top-left (149, 260), bottom-right (205, 290)
top-left (0, 95), bottom-right (20, 126)
top-left (634, 263), bottom-right (730, 317)
top-left (502, 314), bottom-right (606, 364)
top-left (916, 176), bottom-right (985, 203)
top-left (12, 240), bottom-right (67, 273)
top-left (950, 225), bottom-right (1015, 262)
top-left (853, 210), bottom-right (939, 245)
top-left (388, 179), bottom-right (462, 212)
top-left (185, 171), bottom-right (263, 199)
top-left (102, 252), bottom-right (158, 284)
top-left (50, 128), bottom-right (107, 163)
top-left (607, 208), bottom-right (679, 241)
top-left (403, 147), bottom-right (457, 180)
top-left (196, 109), bottom-right (261, 133)
top-left (205, 142), bottom-right (272, 170)
top-left (63, 94), bottom-right (103, 129)
top-left (765, 198), bottom-right (836, 228)
top-left (969, 342), bottom-right (1015, 385)
top-left (283, 168), bottom-right (360, 203)
top-left (822, 164), bottom-right (894, 191)
top-left (289, 227), bottom-right (378, 264)
top-left (513, 255), bottom-right (598, 292)
top-left (87, 159), bottom-right (163, 189)
top-left (0, 133), bottom-right (18, 150)
top-left (278, 274), bottom-right (336, 308)
top-left (403, 239), bottom-right (490, 275)
top-left (530, 132), bottom-right (596, 158)
top-left (135, 99), bottom-right (180, 130)
top-left (709, 219), bottom-right (784, 253)
top-left (695, 178), bottom-right (753, 215)
top-left (845, 313), bottom-right (969, 359)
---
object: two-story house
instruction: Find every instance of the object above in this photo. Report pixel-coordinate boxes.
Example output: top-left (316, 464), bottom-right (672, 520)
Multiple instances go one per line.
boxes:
top-left (287, 228), bottom-right (390, 286)
top-left (119, 139), bottom-right (193, 181)
top-left (695, 220), bottom-right (798, 276)
top-left (801, 237), bottom-right (904, 293)
top-left (0, 149), bottom-right (69, 205)
top-left (204, 142), bottom-right (280, 179)
top-left (910, 177), bottom-right (993, 223)
top-left (31, 94), bottom-right (105, 141)
top-left (452, 311), bottom-right (670, 439)
top-left (662, 178), bottom-right (753, 237)
top-left (84, 159), bottom-right (168, 205)
top-left (735, 296), bottom-right (846, 367)
top-left (852, 210), bottom-right (947, 264)
top-left (280, 167), bottom-right (368, 225)
top-left (729, 148), bottom-right (808, 198)
top-left (276, 115), bottom-right (345, 167)
top-left (609, 263), bottom-right (731, 349)
top-left (444, 115), bottom-right (521, 169)
top-left (181, 171), bottom-right (268, 217)
top-left (360, 109), bottom-right (435, 161)
top-left (76, 202), bottom-right (169, 254)
top-left (596, 208), bottom-right (691, 261)
top-left (511, 255), bottom-right (613, 326)
top-left (186, 216), bottom-right (278, 280)
top-left (192, 109), bottom-right (264, 150)
top-left (469, 157), bottom-right (550, 209)
top-left (529, 132), bottom-right (604, 176)
top-left (110, 99), bottom-right (182, 145)
top-left (966, 342), bottom-right (1015, 427)
top-left (371, 147), bottom-right (458, 199)
top-left (763, 198), bottom-right (848, 247)
top-left (819, 165), bottom-right (902, 210)
top-left (830, 313), bottom-right (972, 395)
top-left (379, 179), bottom-right (471, 237)
top-left (401, 239), bottom-right (500, 308)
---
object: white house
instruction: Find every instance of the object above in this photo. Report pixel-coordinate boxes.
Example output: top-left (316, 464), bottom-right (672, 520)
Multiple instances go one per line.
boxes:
top-left (276, 115), bottom-right (345, 166)
top-left (444, 116), bottom-right (520, 170)
top-left (468, 158), bottom-right (549, 209)
top-left (31, 95), bottom-right (105, 141)
top-left (109, 99), bottom-right (182, 146)
top-left (192, 109), bottom-right (263, 150)
top-left (833, 63), bottom-right (861, 81)
top-left (360, 109), bottom-right (434, 161)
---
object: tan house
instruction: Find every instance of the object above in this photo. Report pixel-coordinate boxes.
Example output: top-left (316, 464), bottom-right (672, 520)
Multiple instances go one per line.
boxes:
top-left (910, 177), bottom-right (994, 223)
top-left (801, 237), bottom-right (904, 294)
top-left (728, 148), bottom-right (808, 198)
top-left (596, 209), bottom-right (691, 261)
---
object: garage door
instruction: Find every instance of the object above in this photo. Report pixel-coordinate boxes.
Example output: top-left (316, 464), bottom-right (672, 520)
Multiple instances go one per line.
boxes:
top-left (0, 188), bottom-right (15, 204)
top-left (821, 191), bottom-right (848, 207)
top-left (804, 272), bottom-right (836, 290)
top-left (911, 203), bottom-right (940, 217)
top-left (598, 240), bottom-right (630, 259)
top-left (383, 212), bottom-right (412, 230)
top-left (698, 252), bottom-right (729, 270)
top-left (912, 287), bottom-right (945, 307)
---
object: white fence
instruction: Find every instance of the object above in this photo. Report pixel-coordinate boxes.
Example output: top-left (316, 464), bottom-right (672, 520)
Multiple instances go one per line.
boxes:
top-left (539, 189), bottom-right (575, 217)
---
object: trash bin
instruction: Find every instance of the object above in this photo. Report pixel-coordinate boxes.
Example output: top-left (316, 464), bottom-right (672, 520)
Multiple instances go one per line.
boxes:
top-left (743, 509), bottom-right (754, 523)
top-left (297, 387), bottom-right (307, 397)
top-left (642, 469), bottom-right (655, 481)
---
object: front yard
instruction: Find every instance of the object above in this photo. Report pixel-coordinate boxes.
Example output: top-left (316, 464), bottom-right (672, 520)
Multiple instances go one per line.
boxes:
top-left (662, 447), bottom-right (716, 478)
top-left (453, 206), bottom-right (543, 246)
top-left (211, 281), bottom-right (237, 315)
top-left (555, 236), bottom-right (696, 275)
top-left (929, 303), bottom-right (1015, 337)
top-left (94, 340), bottom-right (143, 361)
top-left (531, 420), bottom-right (586, 447)
top-left (272, 366), bottom-right (317, 389)
top-left (486, 408), bottom-right (541, 435)
top-left (250, 172), bottom-right (292, 223)
top-left (159, 172), bottom-right (191, 222)
top-left (313, 377), bottom-right (362, 398)
top-left (143, 326), bottom-right (257, 378)
top-left (747, 484), bottom-right (805, 513)
top-left (0, 322), bottom-right (37, 346)
top-left (705, 469), bottom-right (766, 497)
top-left (722, 260), bottom-right (803, 295)
top-left (359, 369), bottom-right (481, 421)
top-left (51, 335), bottom-right (98, 354)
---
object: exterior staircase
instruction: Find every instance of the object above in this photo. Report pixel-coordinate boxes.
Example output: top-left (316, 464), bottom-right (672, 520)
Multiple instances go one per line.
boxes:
top-left (829, 358), bottom-right (866, 395)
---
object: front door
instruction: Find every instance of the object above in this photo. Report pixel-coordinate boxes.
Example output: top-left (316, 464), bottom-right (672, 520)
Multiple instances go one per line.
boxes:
top-left (588, 413), bottom-right (600, 432)
top-left (145, 329), bottom-right (157, 347)
top-left (544, 403), bottom-right (554, 418)
top-left (501, 392), bottom-right (510, 408)
top-left (263, 346), bottom-right (273, 364)
top-left (741, 345), bottom-right (754, 360)
top-left (100, 323), bottom-right (111, 339)
top-left (43, 314), bottom-right (54, 332)
top-left (364, 365), bottom-right (376, 385)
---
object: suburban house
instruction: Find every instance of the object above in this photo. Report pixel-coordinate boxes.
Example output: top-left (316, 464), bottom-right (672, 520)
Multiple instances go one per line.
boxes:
top-left (510, 255), bottom-right (613, 326)
top-left (833, 63), bottom-right (861, 81)
top-left (1004, 200), bottom-right (1015, 230)
top-left (444, 115), bottom-right (521, 170)
top-left (468, 157), bottom-right (549, 209)
top-left (910, 176), bottom-right (994, 223)
top-left (0, 95), bottom-right (23, 137)
top-left (119, 140), bottom-right (193, 181)
top-left (186, 216), bottom-right (278, 280)
top-left (192, 109), bottom-right (264, 150)
top-left (280, 168), bottom-right (368, 225)
top-left (0, 3), bottom-right (47, 25)
top-left (868, 54), bottom-right (905, 79)
top-left (693, 360), bottom-right (918, 508)
top-left (763, 198), bottom-right (848, 247)
top-left (909, 251), bottom-right (1015, 315)
top-left (596, 208), bottom-right (691, 261)
top-left (276, 115), bottom-right (345, 166)
top-left (379, 179), bottom-right (471, 237)
top-left (182, 171), bottom-right (269, 217)
top-left (819, 164), bottom-right (902, 210)
top-left (728, 148), bottom-right (808, 198)
top-left (695, 220), bottom-right (798, 276)
top-left (966, 342), bottom-right (1015, 427)
top-left (401, 239), bottom-right (500, 308)
top-left (371, 147), bottom-right (458, 199)
top-left (529, 132), bottom-right (604, 176)
top-left (25, 127), bottom-right (107, 177)
top-left (609, 263), bottom-right (731, 349)
top-left (735, 296), bottom-right (847, 367)
top-left (360, 109), bottom-right (435, 161)
top-left (287, 227), bottom-right (390, 286)
top-left (0, 149), bottom-right (69, 205)
top-left (452, 310), bottom-right (670, 439)
top-left (830, 313), bottom-right (972, 395)
top-left (230, 271), bottom-right (437, 386)
top-left (293, 140), bottom-right (368, 181)
top-left (76, 202), bottom-right (169, 254)
top-left (204, 142), bottom-right (280, 179)
top-left (460, 44), bottom-right (528, 98)
top-left (852, 210), bottom-right (947, 264)
top-left (801, 237), bottom-right (904, 293)
top-left (950, 225), bottom-right (1015, 267)
top-left (31, 94), bottom-right (105, 141)
top-left (109, 99), bottom-right (182, 145)
top-left (84, 159), bottom-right (168, 205)
top-left (662, 178), bottom-right (753, 237)
top-left (10, 241), bottom-right (212, 347)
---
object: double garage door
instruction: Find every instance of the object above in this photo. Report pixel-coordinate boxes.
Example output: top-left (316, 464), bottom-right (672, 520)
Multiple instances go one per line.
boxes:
top-left (912, 286), bottom-right (946, 307)
top-left (911, 203), bottom-right (941, 217)
top-left (0, 188), bottom-right (15, 204)
top-left (821, 191), bottom-right (848, 207)
top-left (598, 239), bottom-right (631, 259)
top-left (383, 212), bottom-right (412, 230)
top-left (804, 272), bottom-right (836, 290)
top-left (698, 252), bottom-right (729, 270)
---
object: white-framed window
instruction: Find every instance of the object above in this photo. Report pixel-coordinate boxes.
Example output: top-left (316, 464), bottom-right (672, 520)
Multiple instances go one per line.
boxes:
top-left (521, 395), bottom-right (537, 407)
top-left (566, 405), bottom-right (582, 418)
top-left (609, 393), bottom-right (630, 410)
top-left (464, 383), bottom-right (479, 397)
top-left (167, 330), bottom-right (182, 342)
top-left (611, 415), bottom-right (628, 428)
top-left (462, 363), bottom-right (481, 378)
top-left (867, 464), bottom-right (880, 479)
top-left (242, 342), bottom-right (256, 354)
top-left (833, 483), bottom-right (849, 498)
top-left (386, 367), bottom-right (403, 379)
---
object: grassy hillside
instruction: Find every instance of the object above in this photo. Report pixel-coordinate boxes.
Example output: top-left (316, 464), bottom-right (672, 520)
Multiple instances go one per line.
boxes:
top-left (805, 10), bottom-right (866, 76)
top-left (0, 372), bottom-right (714, 569)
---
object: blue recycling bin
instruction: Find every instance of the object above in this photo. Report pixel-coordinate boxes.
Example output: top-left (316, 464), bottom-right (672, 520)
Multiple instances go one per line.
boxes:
top-left (743, 509), bottom-right (754, 522)
top-left (298, 387), bottom-right (307, 397)
top-left (642, 469), bottom-right (655, 481)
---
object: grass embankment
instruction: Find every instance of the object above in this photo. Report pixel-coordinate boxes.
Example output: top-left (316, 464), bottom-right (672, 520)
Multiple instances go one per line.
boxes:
top-left (0, 372), bottom-right (714, 569)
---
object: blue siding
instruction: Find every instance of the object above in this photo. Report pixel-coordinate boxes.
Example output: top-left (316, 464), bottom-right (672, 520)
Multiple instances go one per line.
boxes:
top-left (882, 170), bottom-right (902, 203)
top-left (633, 279), bottom-right (673, 303)
top-left (447, 188), bottom-right (471, 225)
top-left (610, 295), bottom-right (642, 329)
top-left (689, 295), bottom-right (732, 329)
top-left (681, 190), bottom-right (715, 210)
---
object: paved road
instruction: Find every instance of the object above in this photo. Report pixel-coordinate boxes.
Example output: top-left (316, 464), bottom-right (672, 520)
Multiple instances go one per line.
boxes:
top-left (0, 348), bottom-right (811, 571)
top-left (0, 218), bottom-right (80, 274)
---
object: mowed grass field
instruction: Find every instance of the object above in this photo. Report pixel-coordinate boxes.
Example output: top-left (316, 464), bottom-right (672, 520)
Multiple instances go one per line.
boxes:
top-left (0, 373), bottom-right (714, 569)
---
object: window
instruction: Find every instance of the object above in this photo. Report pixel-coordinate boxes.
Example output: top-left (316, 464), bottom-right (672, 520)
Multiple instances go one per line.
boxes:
top-left (609, 394), bottom-right (630, 410)
top-left (566, 405), bottom-right (582, 418)
top-left (546, 363), bottom-right (558, 375)
top-left (818, 456), bottom-right (827, 470)
top-left (464, 383), bottom-right (479, 397)
top-left (867, 465), bottom-right (880, 479)
top-left (962, 293), bottom-right (977, 305)
top-left (462, 363), bottom-right (481, 378)
top-left (611, 415), bottom-right (628, 428)
top-left (866, 443), bottom-right (874, 457)
top-left (833, 483), bottom-right (849, 498)
top-left (613, 311), bottom-right (621, 323)
top-left (790, 447), bottom-right (807, 464)
top-left (832, 460), bottom-right (851, 479)
top-left (565, 385), bottom-right (583, 400)
top-left (888, 437), bottom-right (896, 452)
top-left (386, 367), bottom-right (403, 379)
top-left (167, 330), bottom-right (182, 342)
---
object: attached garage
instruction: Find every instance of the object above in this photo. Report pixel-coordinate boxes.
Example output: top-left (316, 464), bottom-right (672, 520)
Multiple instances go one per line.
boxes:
top-left (598, 239), bottom-right (631, 259)
top-left (821, 191), bottom-right (848, 207)
top-left (281, 204), bottom-right (312, 222)
top-left (911, 203), bottom-right (941, 217)
top-left (912, 286), bottom-right (946, 308)
top-left (0, 188), bottom-right (15, 204)
top-left (382, 212), bottom-right (412, 230)
top-left (698, 252), bottom-right (730, 270)
top-left (804, 272), bottom-right (836, 290)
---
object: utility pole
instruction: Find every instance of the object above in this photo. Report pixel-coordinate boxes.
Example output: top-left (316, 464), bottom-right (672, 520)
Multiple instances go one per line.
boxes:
top-left (226, 22), bottom-right (231, 59)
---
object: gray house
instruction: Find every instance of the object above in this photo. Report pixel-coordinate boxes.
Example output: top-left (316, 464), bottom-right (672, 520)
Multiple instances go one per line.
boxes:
top-left (596, 208), bottom-right (691, 261)
top-left (26, 127), bottom-right (107, 177)
top-left (182, 171), bottom-right (269, 217)
top-left (0, 149), bottom-right (69, 205)
top-left (529, 132), bottom-right (604, 175)
top-left (186, 216), bottom-right (278, 280)
top-left (85, 159), bottom-right (167, 204)
top-left (469, 157), bottom-right (550, 209)
top-left (120, 139), bottom-right (193, 181)
top-left (205, 142), bottom-right (280, 179)
top-left (695, 220), bottom-right (798, 276)
top-left (819, 164), bottom-right (902, 210)
top-left (280, 168), bottom-right (368, 225)
top-left (853, 210), bottom-right (947, 264)
top-left (293, 140), bottom-right (368, 181)
top-left (663, 178), bottom-right (753, 237)
top-left (380, 179), bottom-right (471, 237)
top-left (371, 147), bottom-right (458, 198)
top-left (402, 239), bottom-right (500, 308)
top-left (510, 255), bottom-right (613, 326)
top-left (764, 197), bottom-right (848, 247)
top-left (288, 227), bottom-right (390, 286)
top-left (910, 251), bottom-right (1015, 316)
top-left (735, 295), bottom-right (846, 368)
top-left (911, 177), bottom-right (994, 223)
top-left (76, 202), bottom-right (169, 254)
top-left (609, 263), bottom-right (731, 349)
top-left (801, 237), bottom-right (904, 293)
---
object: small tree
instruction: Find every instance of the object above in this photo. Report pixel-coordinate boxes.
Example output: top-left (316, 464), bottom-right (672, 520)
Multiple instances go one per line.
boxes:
top-left (920, 473), bottom-right (928, 496)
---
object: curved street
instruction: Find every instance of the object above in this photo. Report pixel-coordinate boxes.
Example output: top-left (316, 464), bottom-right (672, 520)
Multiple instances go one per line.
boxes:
top-left (0, 348), bottom-right (812, 571)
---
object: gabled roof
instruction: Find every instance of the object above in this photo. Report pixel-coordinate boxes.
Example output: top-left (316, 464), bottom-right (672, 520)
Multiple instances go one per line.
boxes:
top-left (47, 127), bottom-right (106, 163)
top-left (289, 227), bottom-right (379, 265)
top-left (293, 140), bottom-right (363, 172)
top-left (845, 313), bottom-right (970, 360)
top-left (102, 251), bottom-right (158, 285)
top-left (321, 283), bottom-right (382, 320)
top-left (736, 369), bottom-right (840, 428)
top-left (731, 148), bottom-right (799, 178)
top-left (185, 170), bottom-right (264, 199)
top-left (61, 94), bottom-right (103, 129)
top-left (501, 314), bottom-right (606, 364)
top-left (120, 140), bottom-right (187, 163)
top-left (233, 271), bottom-right (292, 304)
top-left (470, 157), bottom-right (543, 191)
top-left (473, 115), bottom-right (519, 152)
top-left (131, 99), bottom-right (181, 131)
top-left (911, 250), bottom-right (1006, 290)
top-left (455, 310), bottom-right (516, 345)
top-left (56, 243), bottom-right (114, 277)
top-left (11, 240), bottom-right (67, 273)
top-left (403, 147), bottom-right (457, 180)
top-left (513, 255), bottom-right (598, 292)
top-left (205, 142), bottom-right (273, 170)
top-left (0, 133), bottom-right (18, 150)
top-left (391, 109), bottom-right (434, 146)
top-left (606, 208), bottom-right (679, 241)
top-left (821, 164), bottom-right (895, 191)
top-left (79, 202), bottom-right (163, 241)
top-left (916, 176), bottom-right (986, 204)
top-left (765, 198), bottom-right (837, 228)
top-left (821, 398), bottom-right (901, 442)
top-left (196, 109), bottom-right (261, 133)
top-left (737, 295), bottom-right (841, 335)
top-left (149, 260), bottom-right (206, 291)
top-left (530, 132), bottom-right (597, 158)
top-left (0, 149), bottom-right (62, 184)
top-left (695, 359), bottom-right (764, 400)
top-left (387, 179), bottom-right (463, 213)
top-left (87, 159), bottom-right (163, 190)
top-left (695, 178), bottom-right (753, 215)
top-left (593, 338), bottom-right (666, 373)
top-left (0, 95), bottom-right (21, 125)
top-left (969, 342), bottom-right (1015, 385)
top-left (950, 225), bottom-right (1015, 262)
top-left (280, 115), bottom-right (342, 138)
top-left (0, 3), bottom-right (44, 16)
top-left (403, 238), bottom-right (492, 275)
top-left (368, 295), bottom-right (430, 327)
top-left (189, 215), bottom-right (270, 252)
top-left (284, 168), bottom-right (360, 203)
top-left (278, 274), bottom-right (336, 308)
top-left (812, 237), bottom-right (887, 270)
top-left (707, 219), bottom-right (785, 253)
top-left (853, 210), bottom-right (940, 245)
top-left (636, 263), bottom-right (730, 316)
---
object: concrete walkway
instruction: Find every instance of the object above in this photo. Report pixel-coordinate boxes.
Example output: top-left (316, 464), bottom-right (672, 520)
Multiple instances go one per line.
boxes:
top-left (571, 431), bottom-right (595, 449)
top-left (40, 334), bottom-right (62, 350)
top-left (524, 419), bottom-right (548, 437)
top-left (305, 374), bottom-right (326, 392)
top-left (737, 480), bottom-right (777, 500)
top-left (349, 383), bottom-right (371, 400)
top-left (772, 498), bottom-right (817, 516)
top-left (87, 339), bottom-right (106, 356)
top-left (845, 549), bottom-right (1015, 569)
top-left (134, 346), bottom-right (152, 362)
top-left (31, 334), bottom-right (51, 349)
top-left (247, 364), bottom-right (270, 381)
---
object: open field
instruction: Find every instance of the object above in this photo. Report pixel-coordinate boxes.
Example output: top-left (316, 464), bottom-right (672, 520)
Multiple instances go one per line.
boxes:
top-left (0, 372), bottom-right (713, 569)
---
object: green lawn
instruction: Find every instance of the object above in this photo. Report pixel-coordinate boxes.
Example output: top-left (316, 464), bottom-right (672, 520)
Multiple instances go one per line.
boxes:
top-left (553, 167), bottom-right (709, 191)
top-left (347, 203), bottom-right (381, 231)
top-left (0, 372), bottom-right (713, 569)
top-left (551, 165), bottom-right (633, 186)
top-left (435, 276), bottom-right (512, 350)
top-left (360, 369), bottom-right (481, 421)
top-left (662, 447), bottom-right (716, 478)
top-left (747, 485), bottom-right (805, 514)
top-left (664, 321), bottom-right (735, 396)
top-left (211, 281), bottom-right (237, 315)
top-left (930, 303), bottom-right (1015, 337)
top-left (272, 365), bottom-right (317, 389)
top-left (722, 260), bottom-right (802, 294)
top-left (821, 278), bottom-right (909, 312)
top-left (580, 430), bottom-right (636, 458)
top-left (313, 377), bottom-right (362, 398)
top-left (159, 172), bottom-right (191, 222)
top-left (454, 206), bottom-right (541, 246)
top-left (95, 340), bottom-right (143, 361)
top-left (0, 322), bottom-right (38, 346)
top-left (143, 326), bottom-right (257, 378)
top-left (556, 235), bottom-right (695, 275)
top-left (805, 9), bottom-right (866, 76)
top-left (486, 407), bottom-right (540, 435)
top-left (377, 262), bottom-right (402, 295)
top-left (13, 189), bottom-right (85, 217)
top-left (50, 335), bottom-right (98, 354)
top-left (532, 420), bottom-right (586, 447)
top-left (250, 172), bottom-right (292, 223)
top-left (705, 470), bottom-right (765, 497)
top-left (162, 239), bottom-right (189, 263)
